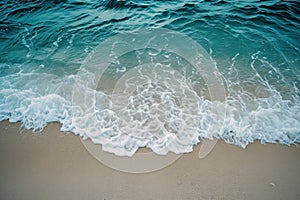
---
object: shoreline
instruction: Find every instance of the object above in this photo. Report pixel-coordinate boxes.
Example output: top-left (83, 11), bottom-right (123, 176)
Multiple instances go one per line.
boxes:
top-left (0, 120), bottom-right (299, 199)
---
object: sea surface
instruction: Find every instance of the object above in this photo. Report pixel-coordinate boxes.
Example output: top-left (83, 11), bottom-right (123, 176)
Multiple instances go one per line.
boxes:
top-left (0, 0), bottom-right (299, 156)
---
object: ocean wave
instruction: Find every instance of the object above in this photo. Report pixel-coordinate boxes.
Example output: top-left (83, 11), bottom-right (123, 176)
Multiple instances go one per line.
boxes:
top-left (0, 0), bottom-right (299, 156)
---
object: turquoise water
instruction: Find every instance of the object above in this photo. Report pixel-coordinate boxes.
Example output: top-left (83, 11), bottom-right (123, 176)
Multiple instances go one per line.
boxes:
top-left (0, 0), bottom-right (299, 156)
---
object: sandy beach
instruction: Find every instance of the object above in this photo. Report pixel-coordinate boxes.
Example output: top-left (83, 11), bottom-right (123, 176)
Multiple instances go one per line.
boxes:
top-left (0, 120), bottom-right (299, 200)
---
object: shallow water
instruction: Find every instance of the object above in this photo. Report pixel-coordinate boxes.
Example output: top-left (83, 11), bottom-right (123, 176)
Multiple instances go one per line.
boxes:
top-left (0, 0), bottom-right (299, 156)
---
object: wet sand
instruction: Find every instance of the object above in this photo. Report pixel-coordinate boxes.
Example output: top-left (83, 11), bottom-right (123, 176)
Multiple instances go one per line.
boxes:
top-left (0, 120), bottom-right (299, 200)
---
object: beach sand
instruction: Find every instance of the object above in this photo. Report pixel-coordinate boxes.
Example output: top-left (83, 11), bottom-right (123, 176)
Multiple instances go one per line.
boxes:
top-left (0, 120), bottom-right (299, 200)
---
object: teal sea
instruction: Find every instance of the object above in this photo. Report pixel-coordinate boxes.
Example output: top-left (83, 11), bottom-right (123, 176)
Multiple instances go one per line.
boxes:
top-left (0, 0), bottom-right (299, 156)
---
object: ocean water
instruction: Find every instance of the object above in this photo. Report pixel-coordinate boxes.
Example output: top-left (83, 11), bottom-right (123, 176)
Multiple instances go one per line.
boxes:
top-left (0, 0), bottom-right (299, 156)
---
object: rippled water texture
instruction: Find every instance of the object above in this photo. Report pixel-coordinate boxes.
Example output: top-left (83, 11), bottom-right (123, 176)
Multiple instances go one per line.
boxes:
top-left (0, 0), bottom-right (299, 156)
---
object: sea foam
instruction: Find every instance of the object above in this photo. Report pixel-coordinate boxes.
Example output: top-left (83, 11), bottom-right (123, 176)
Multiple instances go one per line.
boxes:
top-left (0, 64), bottom-right (299, 156)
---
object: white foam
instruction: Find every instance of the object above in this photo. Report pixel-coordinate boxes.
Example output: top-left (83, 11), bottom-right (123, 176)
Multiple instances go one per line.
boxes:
top-left (0, 67), bottom-right (299, 156)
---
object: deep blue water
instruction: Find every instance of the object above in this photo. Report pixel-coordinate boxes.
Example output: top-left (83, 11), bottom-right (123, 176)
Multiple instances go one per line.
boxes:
top-left (0, 0), bottom-right (299, 156)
